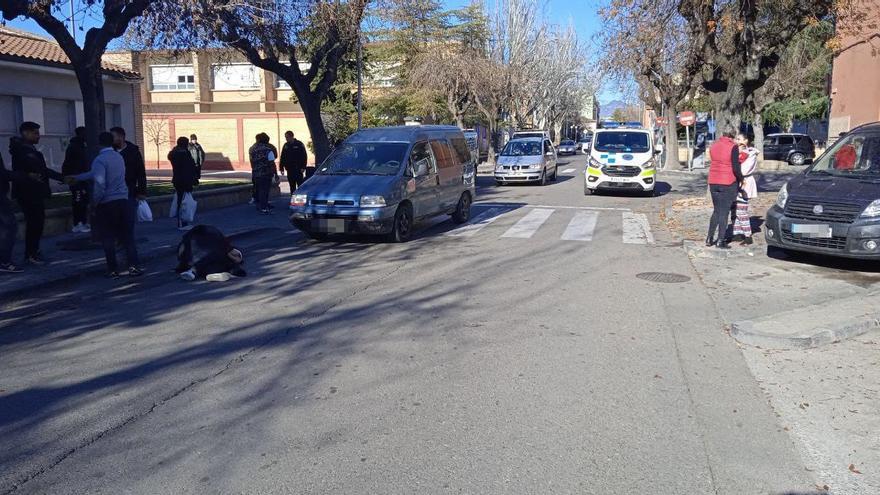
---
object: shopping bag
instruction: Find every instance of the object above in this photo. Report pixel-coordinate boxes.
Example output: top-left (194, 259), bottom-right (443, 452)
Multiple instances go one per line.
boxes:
top-left (180, 192), bottom-right (197, 223)
top-left (136, 199), bottom-right (153, 222)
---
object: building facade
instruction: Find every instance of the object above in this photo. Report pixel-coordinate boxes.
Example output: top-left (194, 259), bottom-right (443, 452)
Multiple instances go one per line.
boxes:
top-left (828, 6), bottom-right (880, 139)
top-left (0, 27), bottom-right (140, 177)
top-left (106, 51), bottom-right (316, 171)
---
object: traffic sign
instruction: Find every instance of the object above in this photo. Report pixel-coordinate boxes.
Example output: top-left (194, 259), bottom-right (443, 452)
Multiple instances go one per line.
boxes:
top-left (678, 111), bottom-right (696, 126)
top-left (656, 117), bottom-right (668, 126)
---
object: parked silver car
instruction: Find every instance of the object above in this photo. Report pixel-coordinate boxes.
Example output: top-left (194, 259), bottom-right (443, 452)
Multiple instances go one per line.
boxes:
top-left (494, 137), bottom-right (558, 186)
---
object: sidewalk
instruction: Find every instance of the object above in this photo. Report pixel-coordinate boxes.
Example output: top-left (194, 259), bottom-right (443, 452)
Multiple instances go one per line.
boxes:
top-left (0, 195), bottom-right (294, 301)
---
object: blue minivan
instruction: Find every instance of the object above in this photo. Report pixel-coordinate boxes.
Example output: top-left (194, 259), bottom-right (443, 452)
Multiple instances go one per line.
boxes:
top-left (289, 126), bottom-right (477, 242)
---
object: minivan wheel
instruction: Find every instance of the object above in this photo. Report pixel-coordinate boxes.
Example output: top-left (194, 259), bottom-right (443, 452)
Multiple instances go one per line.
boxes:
top-left (539, 170), bottom-right (547, 186)
top-left (584, 182), bottom-right (592, 196)
top-left (789, 152), bottom-right (805, 166)
top-left (551, 167), bottom-right (558, 181)
top-left (452, 192), bottom-right (471, 224)
top-left (388, 204), bottom-right (413, 243)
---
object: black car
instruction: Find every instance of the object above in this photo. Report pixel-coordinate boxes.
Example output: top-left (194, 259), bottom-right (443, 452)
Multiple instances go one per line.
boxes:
top-left (765, 122), bottom-right (880, 259)
top-left (763, 133), bottom-right (815, 166)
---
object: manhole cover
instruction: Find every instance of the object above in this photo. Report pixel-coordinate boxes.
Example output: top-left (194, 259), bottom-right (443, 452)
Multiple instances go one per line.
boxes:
top-left (636, 272), bottom-right (691, 283)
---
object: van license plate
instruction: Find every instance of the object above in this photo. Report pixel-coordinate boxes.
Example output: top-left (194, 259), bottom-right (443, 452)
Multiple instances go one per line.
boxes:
top-left (791, 224), bottom-right (832, 238)
top-left (609, 177), bottom-right (629, 183)
top-left (317, 219), bottom-right (346, 233)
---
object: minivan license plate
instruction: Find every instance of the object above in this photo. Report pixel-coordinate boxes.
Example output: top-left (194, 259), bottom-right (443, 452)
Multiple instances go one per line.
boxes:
top-left (791, 224), bottom-right (832, 238)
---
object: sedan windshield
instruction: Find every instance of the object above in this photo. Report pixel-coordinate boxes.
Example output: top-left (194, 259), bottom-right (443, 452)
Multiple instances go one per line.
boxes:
top-left (560, 140), bottom-right (575, 146)
top-left (502, 141), bottom-right (542, 156)
top-left (318, 142), bottom-right (409, 176)
top-left (593, 132), bottom-right (650, 153)
top-left (808, 132), bottom-right (880, 178)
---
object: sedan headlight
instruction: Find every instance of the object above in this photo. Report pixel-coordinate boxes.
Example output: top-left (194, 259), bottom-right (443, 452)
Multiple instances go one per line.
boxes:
top-left (290, 194), bottom-right (308, 207)
top-left (360, 195), bottom-right (386, 207)
top-left (775, 183), bottom-right (788, 209)
top-left (861, 199), bottom-right (880, 218)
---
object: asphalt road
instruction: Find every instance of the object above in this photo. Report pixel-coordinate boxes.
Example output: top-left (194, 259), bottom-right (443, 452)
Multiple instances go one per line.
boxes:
top-left (1, 155), bottom-right (815, 494)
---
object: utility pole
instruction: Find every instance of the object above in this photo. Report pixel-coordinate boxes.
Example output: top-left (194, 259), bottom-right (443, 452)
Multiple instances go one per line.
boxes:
top-left (356, 33), bottom-right (363, 129)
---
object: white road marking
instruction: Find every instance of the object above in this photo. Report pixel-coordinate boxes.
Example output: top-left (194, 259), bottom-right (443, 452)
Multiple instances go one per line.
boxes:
top-left (561, 211), bottom-right (598, 242)
top-left (445, 207), bottom-right (508, 237)
top-left (561, 168), bottom-right (576, 174)
top-left (501, 208), bottom-right (555, 239)
top-left (622, 212), bottom-right (655, 244)
top-left (476, 203), bottom-right (630, 212)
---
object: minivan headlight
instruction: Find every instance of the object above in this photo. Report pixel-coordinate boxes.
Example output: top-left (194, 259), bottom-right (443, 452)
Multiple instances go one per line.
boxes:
top-left (861, 199), bottom-right (880, 218)
top-left (588, 157), bottom-right (602, 169)
top-left (291, 194), bottom-right (308, 207)
top-left (530, 163), bottom-right (542, 169)
top-left (775, 183), bottom-right (788, 209)
top-left (641, 159), bottom-right (655, 170)
top-left (360, 195), bottom-right (386, 207)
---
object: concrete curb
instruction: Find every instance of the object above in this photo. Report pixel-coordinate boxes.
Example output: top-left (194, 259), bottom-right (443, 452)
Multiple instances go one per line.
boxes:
top-left (683, 239), bottom-right (763, 260)
top-left (730, 294), bottom-right (880, 349)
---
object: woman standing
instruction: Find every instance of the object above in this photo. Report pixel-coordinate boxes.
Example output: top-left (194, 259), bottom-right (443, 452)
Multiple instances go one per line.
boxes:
top-left (168, 136), bottom-right (199, 230)
top-left (733, 134), bottom-right (759, 245)
top-left (706, 129), bottom-right (744, 248)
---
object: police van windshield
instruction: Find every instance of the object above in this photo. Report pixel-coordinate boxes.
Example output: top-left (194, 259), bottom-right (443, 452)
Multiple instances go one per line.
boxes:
top-left (501, 140), bottom-right (542, 156)
top-left (318, 142), bottom-right (409, 176)
top-left (594, 132), bottom-right (650, 153)
top-left (809, 132), bottom-right (880, 178)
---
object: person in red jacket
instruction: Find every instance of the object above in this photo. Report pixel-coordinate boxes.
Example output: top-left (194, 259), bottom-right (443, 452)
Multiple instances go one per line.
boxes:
top-left (706, 129), bottom-right (744, 249)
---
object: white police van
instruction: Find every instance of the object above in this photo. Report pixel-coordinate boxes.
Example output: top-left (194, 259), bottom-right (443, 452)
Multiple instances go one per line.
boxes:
top-left (584, 128), bottom-right (660, 196)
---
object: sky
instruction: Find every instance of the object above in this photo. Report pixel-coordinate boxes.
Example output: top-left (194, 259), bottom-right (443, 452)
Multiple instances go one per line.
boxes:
top-left (5, 0), bottom-right (619, 106)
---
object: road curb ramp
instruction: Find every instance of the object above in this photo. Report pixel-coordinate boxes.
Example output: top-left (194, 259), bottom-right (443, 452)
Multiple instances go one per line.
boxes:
top-left (683, 239), bottom-right (763, 260)
top-left (731, 292), bottom-right (880, 349)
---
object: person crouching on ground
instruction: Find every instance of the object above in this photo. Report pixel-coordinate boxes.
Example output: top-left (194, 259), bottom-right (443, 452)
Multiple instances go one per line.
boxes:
top-left (168, 136), bottom-right (199, 230)
top-left (72, 132), bottom-right (143, 278)
top-left (732, 134), bottom-right (759, 246)
top-left (174, 224), bottom-right (246, 281)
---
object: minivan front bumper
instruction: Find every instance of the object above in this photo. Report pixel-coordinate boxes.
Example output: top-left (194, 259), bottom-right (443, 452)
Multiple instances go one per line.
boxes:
top-left (290, 205), bottom-right (396, 235)
top-left (765, 205), bottom-right (880, 258)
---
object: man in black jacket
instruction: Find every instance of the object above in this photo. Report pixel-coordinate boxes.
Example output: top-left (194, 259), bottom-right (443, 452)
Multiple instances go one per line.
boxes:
top-left (189, 134), bottom-right (205, 179)
top-left (279, 130), bottom-right (308, 194)
top-left (1, 153), bottom-right (41, 273)
top-left (62, 126), bottom-right (90, 233)
top-left (10, 122), bottom-right (64, 264)
top-left (168, 136), bottom-right (199, 230)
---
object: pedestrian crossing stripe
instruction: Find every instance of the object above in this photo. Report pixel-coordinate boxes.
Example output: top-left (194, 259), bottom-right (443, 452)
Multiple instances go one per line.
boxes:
top-left (561, 168), bottom-right (576, 174)
top-left (445, 207), bottom-right (654, 244)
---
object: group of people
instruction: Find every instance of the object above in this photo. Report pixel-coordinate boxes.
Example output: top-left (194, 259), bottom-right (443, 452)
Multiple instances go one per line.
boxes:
top-left (248, 130), bottom-right (308, 214)
top-left (706, 130), bottom-right (760, 249)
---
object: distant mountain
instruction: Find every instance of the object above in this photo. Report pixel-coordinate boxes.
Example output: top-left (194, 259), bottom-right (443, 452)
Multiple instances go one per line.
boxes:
top-left (600, 100), bottom-right (627, 119)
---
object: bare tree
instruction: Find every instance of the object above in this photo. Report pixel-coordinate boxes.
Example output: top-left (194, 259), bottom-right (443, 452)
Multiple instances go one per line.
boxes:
top-left (142, 114), bottom-right (170, 169)
top-left (1, 0), bottom-right (155, 157)
top-left (134, 0), bottom-right (366, 164)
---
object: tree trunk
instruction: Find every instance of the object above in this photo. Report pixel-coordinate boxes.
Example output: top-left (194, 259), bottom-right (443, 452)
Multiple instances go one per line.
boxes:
top-left (664, 106), bottom-right (680, 170)
top-left (298, 95), bottom-right (332, 165)
top-left (712, 81), bottom-right (746, 137)
top-left (752, 111), bottom-right (765, 161)
top-left (75, 66), bottom-right (107, 161)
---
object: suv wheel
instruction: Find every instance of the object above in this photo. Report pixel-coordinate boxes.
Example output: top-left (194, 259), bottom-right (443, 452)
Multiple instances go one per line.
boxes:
top-left (789, 152), bottom-right (805, 166)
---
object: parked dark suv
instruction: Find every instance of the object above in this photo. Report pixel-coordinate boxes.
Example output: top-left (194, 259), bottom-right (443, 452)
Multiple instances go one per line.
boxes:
top-left (765, 122), bottom-right (880, 259)
top-left (763, 133), bottom-right (815, 165)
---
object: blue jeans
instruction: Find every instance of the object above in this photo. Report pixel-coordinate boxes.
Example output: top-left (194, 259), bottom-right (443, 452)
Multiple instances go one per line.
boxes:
top-left (0, 197), bottom-right (16, 265)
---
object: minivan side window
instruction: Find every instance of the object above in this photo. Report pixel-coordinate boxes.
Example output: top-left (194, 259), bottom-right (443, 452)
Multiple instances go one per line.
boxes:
top-left (450, 137), bottom-right (472, 165)
top-left (430, 140), bottom-right (456, 170)
top-left (543, 140), bottom-right (553, 154)
top-left (409, 142), bottom-right (437, 176)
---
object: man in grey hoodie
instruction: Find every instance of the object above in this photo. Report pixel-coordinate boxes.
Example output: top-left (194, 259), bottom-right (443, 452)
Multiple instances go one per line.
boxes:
top-left (73, 132), bottom-right (142, 278)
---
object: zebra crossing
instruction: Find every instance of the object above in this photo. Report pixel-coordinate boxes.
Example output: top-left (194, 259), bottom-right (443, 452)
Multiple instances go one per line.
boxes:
top-left (445, 206), bottom-right (655, 244)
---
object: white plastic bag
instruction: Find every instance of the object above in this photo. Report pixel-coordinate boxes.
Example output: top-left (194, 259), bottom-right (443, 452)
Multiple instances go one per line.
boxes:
top-left (180, 192), bottom-right (197, 223)
top-left (169, 192), bottom-right (197, 222)
top-left (136, 200), bottom-right (153, 222)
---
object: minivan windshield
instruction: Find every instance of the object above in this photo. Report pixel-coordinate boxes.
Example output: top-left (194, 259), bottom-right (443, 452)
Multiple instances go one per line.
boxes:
top-left (593, 132), bottom-right (650, 153)
top-left (807, 132), bottom-right (880, 178)
top-left (501, 140), bottom-right (542, 156)
top-left (318, 142), bottom-right (409, 176)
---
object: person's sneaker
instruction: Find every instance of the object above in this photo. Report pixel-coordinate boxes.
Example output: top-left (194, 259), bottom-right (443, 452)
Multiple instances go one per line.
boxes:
top-left (0, 263), bottom-right (23, 273)
top-left (260, 209), bottom-right (271, 215)
top-left (128, 266), bottom-right (145, 277)
top-left (206, 272), bottom-right (232, 282)
top-left (741, 236), bottom-right (754, 246)
top-left (107, 271), bottom-right (120, 279)
top-left (72, 223), bottom-right (83, 233)
top-left (80, 224), bottom-right (92, 233)
top-left (248, 198), bottom-right (256, 205)
top-left (177, 224), bottom-right (193, 231)
top-left (179, 269), bottom-right (196, 281)
top-left (25, 254), bottom-right (47, 265)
